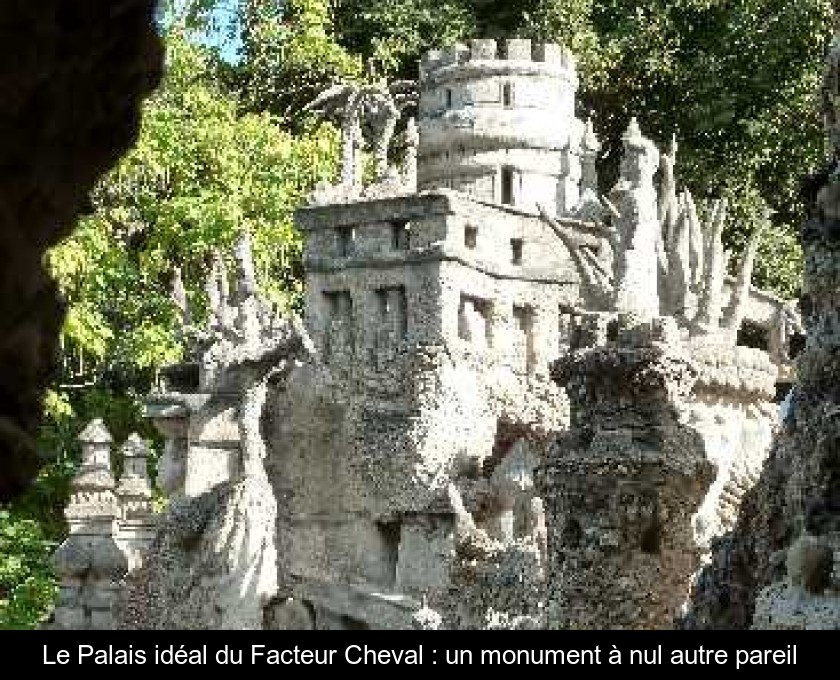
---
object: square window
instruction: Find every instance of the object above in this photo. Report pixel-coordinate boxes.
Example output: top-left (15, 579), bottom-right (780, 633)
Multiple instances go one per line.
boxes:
top-left (511, 238), bottom-right (524, 265)
top-left (391, 220), bottom-right (410, 251)
top-left (336, 226), bottom-right (355, 257)
top-left (465, 226), bottom-right (478, 249)
top-left (501, 166), bottom-right (514, 205)
top-left (458, 294), bottom-right (493, 347)
top-left (502, 82), bottom-right (513, 107)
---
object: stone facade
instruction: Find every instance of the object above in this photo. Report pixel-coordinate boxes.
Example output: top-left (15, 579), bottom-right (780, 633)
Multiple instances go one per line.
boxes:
top-left (53, 37), bottom-right (809, 630)
top-left (540, 316), bottom-right (713, 629)
top-left (114, 232), bottom-right (313, 629)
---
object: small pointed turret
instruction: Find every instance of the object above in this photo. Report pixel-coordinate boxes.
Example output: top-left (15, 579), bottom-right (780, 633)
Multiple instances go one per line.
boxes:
top-left (206, 254), bottom-right (223, 328)
top-left (235, 229), bottom-right (261, 347)
top-left (117, 433), bottom-right (153, 519)
top-left (580, 117), bottom-right (601, 196)
top-left (51, 420), bottom-right (127, 630)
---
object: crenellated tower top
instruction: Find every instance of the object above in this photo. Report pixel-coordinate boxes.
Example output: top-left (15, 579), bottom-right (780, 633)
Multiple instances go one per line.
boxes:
top-left (417, 39), bottom-right (584, 216)
top-left (420, 39), bottom-right (577, 82)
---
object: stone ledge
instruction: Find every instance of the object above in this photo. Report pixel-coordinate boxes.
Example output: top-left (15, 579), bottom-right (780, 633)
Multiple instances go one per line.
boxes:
top-left (293, 577), bottom-right (421, 629)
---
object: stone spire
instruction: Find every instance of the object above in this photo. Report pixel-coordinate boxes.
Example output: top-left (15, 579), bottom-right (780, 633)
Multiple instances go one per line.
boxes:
top-left (401, 117), bottom-right (419, 193)
top-left (721, 214), bottom-right (767, 341)
top-left (206, 252), bottom-right (223, 328)
top-left (695, 198), bottom-right (729, 331)
top-left (116, 434), bottom-right (156, 572)
top-left (663, 189), bottom-right (692, 319)
top-left (235, 229), bottom-right (258, 300)
top-left (213, 249), bottom-right (232, 328)
top-left (659, 134), bottom-right (680, 247)
top-left (65, 419), bottom-right (118, 526)
top-left (117, 434), bottom-right (152, 515)
top-left (580, 117), bottom-right (601, 195)
top-left (50, 420), bottom-right (128, 629)
top-left (574, 117), bottom-right (605, 222)
top-left (624, 116), bottom-right (642, 143)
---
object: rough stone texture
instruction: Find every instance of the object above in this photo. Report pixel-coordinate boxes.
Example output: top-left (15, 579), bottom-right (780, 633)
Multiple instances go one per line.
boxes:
top-left (59, 38), bottom-right (805, 630)
top-left (115, 234), bottom-right (314, 629)
top-left (48, 420), bottom-right (128, 630)
top-left (687, 344), bottom-right (778, 555)
top-left (114, 473), bottom-right (279, 629)
top-left (0, 2), bottom-right (162, 501)
top-left (683, 12), bottom-right (840, 629)
top-left (538, 316), bottom-right (715, 629)
top-left (683, 370), bottom-right (840, 629)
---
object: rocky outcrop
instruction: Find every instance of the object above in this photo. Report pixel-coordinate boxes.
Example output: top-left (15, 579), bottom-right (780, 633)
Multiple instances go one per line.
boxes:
top-left (0, 1), bottom-right (162, 501)
top-left (114, 474), bottom-right (279, 629)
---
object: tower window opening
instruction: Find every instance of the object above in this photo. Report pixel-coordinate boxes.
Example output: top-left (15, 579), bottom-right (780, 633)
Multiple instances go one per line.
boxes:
top-left (502, 82), bottom-right (513, 108)
top-left (640, 516), bottom-right (663, 555)
top-left (736, 320), bottom-right (769, 351)
top-left (376, 286), bottom-right (408, 340)
top-left (445, 88), bottom-right (453, 108)
top-left (501, 166), bottom-right (515, 206)
top-left (336, 226), bottom-right (355, 257)
top-left (511, 238), bottom-right (524, 265)
top-left (465, 225), bottom-right (478, 249)
top-left (458, 295), bottom-right (493, 347)
top-left (391, 220), bottom-right (410, 251)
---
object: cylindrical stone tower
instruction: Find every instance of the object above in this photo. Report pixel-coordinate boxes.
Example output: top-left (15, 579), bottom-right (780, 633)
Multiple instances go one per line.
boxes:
top-left (418, 38), bottom-right (585, 216)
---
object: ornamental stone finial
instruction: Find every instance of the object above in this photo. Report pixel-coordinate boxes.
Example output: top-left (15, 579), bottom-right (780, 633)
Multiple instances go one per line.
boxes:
top-left (50, 420), bottom-right (127, 630)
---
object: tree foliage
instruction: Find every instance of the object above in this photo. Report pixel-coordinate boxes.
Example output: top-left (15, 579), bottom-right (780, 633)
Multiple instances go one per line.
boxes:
top-left (0, 510), bottom-right (58, 630)
top-left (224, 0), bottom-right (833, 298)
top-left (229, 0), bottom-right (363, 126)
top-left (1, 25), bottom-right (341, 630)
top-left (51, 31), bottom-right (339, 377)
top-left (7, 0), bottom-right (832, 630)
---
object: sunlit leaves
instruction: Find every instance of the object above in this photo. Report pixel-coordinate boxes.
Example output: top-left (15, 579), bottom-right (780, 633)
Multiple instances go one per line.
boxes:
top-left (320, 0), bottom-right (832, 298)
top-left (0, 511), bottom-right (57, 630)
top-left (49, 33), bottom-right (340, 376)
top-left (233, 0), bottom-right (363, 124)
